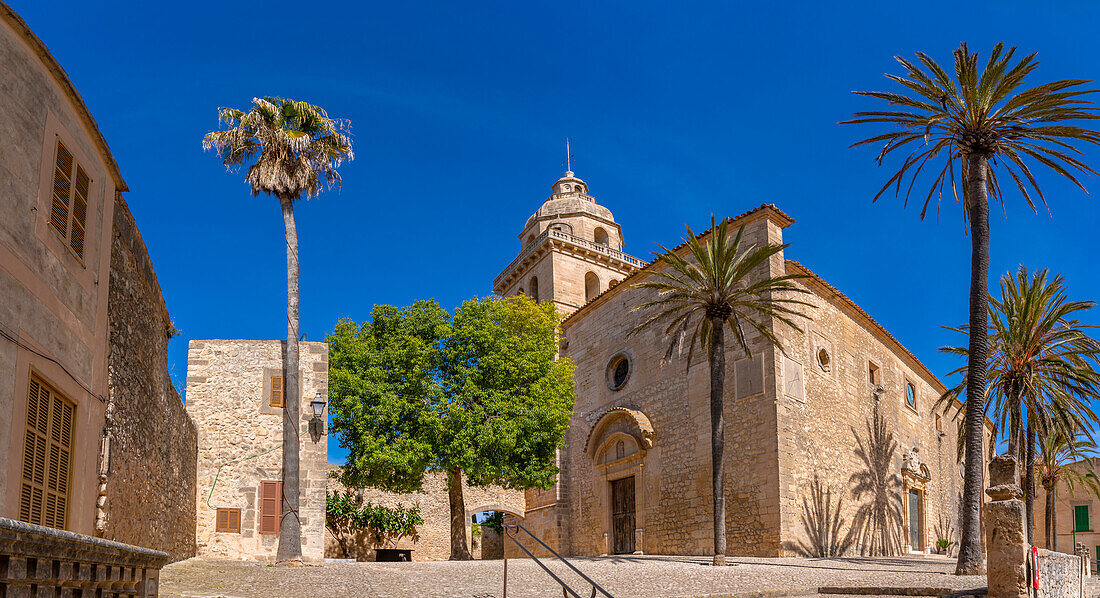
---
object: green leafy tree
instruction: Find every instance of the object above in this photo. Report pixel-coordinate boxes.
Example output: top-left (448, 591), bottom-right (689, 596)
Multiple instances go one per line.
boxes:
top-left (939, 267), bottom-right (1100, 544)
top-left (204, 97), bottom-right (352, 562)
top-left (1036, 431), bottom-right (1100, 551)
top-left (328, 296), bottom-right (574, 560)
top-left (844, 43), bottom-right (1100, 574)
top-left (630, 217), bottom-right (810, 565)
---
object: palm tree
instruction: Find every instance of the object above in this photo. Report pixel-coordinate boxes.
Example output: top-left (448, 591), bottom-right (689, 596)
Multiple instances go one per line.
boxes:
top-left (845, 43), bottom-right (1100, 574)
top-left (939, 267), bottom-right (1100, 546)
top-left (1036, 430), bottom-right (1100, 551)
top-left (204, 97), bottom-right (353, 562)
top-left (630, 216), bottom-right (810, 565)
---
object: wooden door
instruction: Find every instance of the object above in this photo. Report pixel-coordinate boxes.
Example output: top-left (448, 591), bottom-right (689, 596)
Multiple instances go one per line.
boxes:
top-left (611, 476), bottom-right (636, 554)
top-left (908, 489), bottom-right (921, 550)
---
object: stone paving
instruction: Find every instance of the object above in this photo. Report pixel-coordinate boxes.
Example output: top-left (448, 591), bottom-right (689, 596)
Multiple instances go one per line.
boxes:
top-left (160, 554), bottom-right (987, 598)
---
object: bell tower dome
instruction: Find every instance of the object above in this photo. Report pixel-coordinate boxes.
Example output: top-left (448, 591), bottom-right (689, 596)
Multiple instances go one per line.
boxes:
top-left (493, 166), bottom-right (644, 315)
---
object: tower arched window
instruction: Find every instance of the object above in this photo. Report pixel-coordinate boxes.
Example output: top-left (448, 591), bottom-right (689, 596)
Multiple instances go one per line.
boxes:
top-left (594, 227), bottom-right (609, 246)
top-left (526, 234), bottom-right (535, 247)
top-left (530, 276), bottom-right (539, 303)
top-left (585, 272), bottom-right (600, 302)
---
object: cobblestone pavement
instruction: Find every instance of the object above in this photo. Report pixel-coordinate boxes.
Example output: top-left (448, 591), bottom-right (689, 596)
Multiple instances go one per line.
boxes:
top-left (160, 554), bottom-right (987, 598)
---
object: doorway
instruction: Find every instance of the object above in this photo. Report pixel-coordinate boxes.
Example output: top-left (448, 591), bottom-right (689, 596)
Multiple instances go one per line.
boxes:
top-left (611, 476), bottom-right (636, 554)
top-left (908, 489), bottom-right (922, 551)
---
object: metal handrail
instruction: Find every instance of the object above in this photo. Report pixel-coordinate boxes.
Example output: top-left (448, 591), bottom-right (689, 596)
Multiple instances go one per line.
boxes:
top-left (502, 523), bottom-right (614, 598)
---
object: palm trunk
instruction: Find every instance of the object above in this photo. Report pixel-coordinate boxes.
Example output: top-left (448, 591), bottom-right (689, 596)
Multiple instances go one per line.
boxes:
top-left (1025, 422), bottom-right (1035, 546)
top-left (1044, 482), bottom-right (1056, 551)
top-left (956, 155), bottom-right (989, 576)
top-left (709, 317), bottom-right (726, 566)
top-left (276, 195), bottom-right (303, 563)
top-left (447, 468), bottom-right (472, 560)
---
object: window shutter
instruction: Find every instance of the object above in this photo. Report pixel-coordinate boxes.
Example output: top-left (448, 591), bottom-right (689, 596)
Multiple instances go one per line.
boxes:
top-left (19, 376), bottom-right (73, 529)
top-left (216, 509), bottom-right (227, 531)
top-left (215, 508), bottom-right (241, 533)
top-left (270, 376), bottom-right (284, 408)
top-left (49, 142), bottom-right (73, 238)
top-left (70, 166), bottom-right (89, 257)
top-left (259, 481), bottom-right (282, 534)
top-left (1075, 505), bottom-right (1091, 532)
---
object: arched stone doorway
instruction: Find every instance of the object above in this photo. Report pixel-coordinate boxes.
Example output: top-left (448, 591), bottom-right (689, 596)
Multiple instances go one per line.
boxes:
top-left (466, 505), bottom-right (524, 560)
top-left (584, 407), bottom-right (655, 556)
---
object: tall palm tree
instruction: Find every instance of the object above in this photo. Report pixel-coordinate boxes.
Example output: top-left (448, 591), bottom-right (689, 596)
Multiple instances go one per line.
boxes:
top-left (845, 43), bottom-right (1100, 574)
top-left (204, 97), bottom-right (353, 562)
top-left (630, 216), bottom-right (810, 565)
top-left (1036, 430), bottom-right (1100, 551)
top-left (939, 267), bottom-right (1100, 546)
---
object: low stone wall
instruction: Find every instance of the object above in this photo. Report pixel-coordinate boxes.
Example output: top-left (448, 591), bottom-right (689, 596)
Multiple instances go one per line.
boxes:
top-left (0, 516), bottom-right (170, 597)
top-left (102, 196), bottom-right (197, 561)
top-left (325, 468), bottom-right (524, 561)
top-left (1036, 548), bottom-right (1085, 598)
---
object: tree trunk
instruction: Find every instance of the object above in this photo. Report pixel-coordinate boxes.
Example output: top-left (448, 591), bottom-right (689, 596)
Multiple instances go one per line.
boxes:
top-left (956, 155), bottom-right (990, 576)
top-left (709, 317), bottom-right (727, 566)
top-left (447, 468), bottom-right (472, 560)
top-left (1045, 482), bottom-right (1056, 552)
top-left (277, 195), bottom-right (303, 563)
top-left (1025, 422), bottom-right (1035, 546)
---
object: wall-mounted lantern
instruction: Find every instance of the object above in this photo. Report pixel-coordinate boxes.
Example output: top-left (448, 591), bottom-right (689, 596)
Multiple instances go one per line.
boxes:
top-left (309, 390), bottom-right (327, 442)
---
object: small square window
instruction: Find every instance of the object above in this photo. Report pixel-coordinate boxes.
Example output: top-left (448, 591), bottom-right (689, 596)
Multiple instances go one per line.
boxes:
top-left (868, 362), bottom-right (880, 386)
top-left (215, 508), bottom-right (241, 533)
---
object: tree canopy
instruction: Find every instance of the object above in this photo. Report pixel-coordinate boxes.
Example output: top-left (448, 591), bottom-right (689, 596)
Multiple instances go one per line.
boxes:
top-left (328, 295), bottom-right (575, 493)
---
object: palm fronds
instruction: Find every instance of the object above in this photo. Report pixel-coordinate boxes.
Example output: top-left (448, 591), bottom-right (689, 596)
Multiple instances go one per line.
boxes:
top-left (629, 216), bottom-right (812, 366)
top-left (843, 42), bottom-right (1100, 222)
top-left (203, 96), bottom-right (353, 200)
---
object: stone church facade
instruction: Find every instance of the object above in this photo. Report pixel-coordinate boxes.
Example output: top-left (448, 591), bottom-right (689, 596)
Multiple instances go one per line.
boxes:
top-left (495, 170), bottom-right (992, 558)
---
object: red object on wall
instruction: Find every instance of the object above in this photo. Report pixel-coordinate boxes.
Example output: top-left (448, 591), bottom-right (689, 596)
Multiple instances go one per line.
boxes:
top-left (1031, 545), bottom-right (1039, 590)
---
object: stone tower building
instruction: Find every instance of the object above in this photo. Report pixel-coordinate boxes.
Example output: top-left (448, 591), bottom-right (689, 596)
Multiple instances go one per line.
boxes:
top-left (492, 170), bottom-right (644, 311)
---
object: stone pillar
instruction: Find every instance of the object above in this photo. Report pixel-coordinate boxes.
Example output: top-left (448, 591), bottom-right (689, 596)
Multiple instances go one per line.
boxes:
top-left (985, 454), bottom-right (1028, 598)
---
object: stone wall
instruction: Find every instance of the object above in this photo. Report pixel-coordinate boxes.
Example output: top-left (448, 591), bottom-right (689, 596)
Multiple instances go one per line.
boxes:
top-left (186, 340), bottom-right (328, 561)
top-left (101, 195), bottom-right (197, 561)
top-left (1037, 548), bottom-right (1086, 598)
top-left (556, 209), bottom-right (787, 558)
top-left (551, 205), bottom-right (995, 559)
top-left (325, 467), bottom-right (524, 561)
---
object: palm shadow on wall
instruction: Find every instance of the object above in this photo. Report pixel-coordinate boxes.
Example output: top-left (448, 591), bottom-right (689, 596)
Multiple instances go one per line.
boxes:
top-left (848, 406), bottom-right (905, 556)
top-left (787, 474), bottom-right (855, 557)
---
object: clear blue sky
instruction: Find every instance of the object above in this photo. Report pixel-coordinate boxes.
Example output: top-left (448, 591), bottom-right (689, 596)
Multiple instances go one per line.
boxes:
top-left (14, 1), bottom-right (1100, 465)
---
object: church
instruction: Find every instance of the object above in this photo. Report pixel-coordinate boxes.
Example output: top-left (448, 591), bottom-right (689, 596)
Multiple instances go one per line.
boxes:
top-left (494, 168), bottom-right (993, 558)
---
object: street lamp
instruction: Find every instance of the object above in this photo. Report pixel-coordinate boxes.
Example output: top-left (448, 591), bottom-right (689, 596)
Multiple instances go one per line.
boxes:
top-left (308, 390), bottom-right (327, 442)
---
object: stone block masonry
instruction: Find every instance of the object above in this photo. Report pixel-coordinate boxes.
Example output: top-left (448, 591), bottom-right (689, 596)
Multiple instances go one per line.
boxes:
top-left (102, 194), bottom-right (197, 562)
top-left (325, 467), bottom-right (524, 561)
top-left (186, 340), bottom-right (328, 561)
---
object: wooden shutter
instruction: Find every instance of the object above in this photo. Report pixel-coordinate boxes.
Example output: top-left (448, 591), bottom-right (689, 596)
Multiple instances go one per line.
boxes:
top-left (49, 142), bottom-right (73, 238)
top-left (215, 508), bottom-right (241, 533)
top-left (70, 166), bottom-right (89, 257)
top-left (47, 140), bottom-right (90, 261)
top-left (259, 481), bottom-right (283, 534)
top-left (19, 375), bottom-right (73, 529)
top-left (270, 376), bottom-right (284, 408)
top-left (1075, 504), bottom-right (1091, 532)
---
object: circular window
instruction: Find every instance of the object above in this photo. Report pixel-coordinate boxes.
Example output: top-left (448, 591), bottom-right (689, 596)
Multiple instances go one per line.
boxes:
top-left (817, 347), bottom-right (831, 372)
top-left (606, 354), bottom-right (631, 390)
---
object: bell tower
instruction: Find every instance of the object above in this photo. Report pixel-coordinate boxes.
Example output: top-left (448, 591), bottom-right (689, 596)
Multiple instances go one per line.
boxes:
top-left (493, 168), bottom-right (643, 315)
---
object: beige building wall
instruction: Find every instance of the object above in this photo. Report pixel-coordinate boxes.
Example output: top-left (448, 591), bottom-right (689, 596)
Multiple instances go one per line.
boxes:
top-left (186, 340), bottom-right (328, 561)
top-left (542, 205), bottom-right (995, 558)
top-left (325, 467), bottom-right (524, 561)
top-left (0, 3), bottom-right (124, 537)
top-left (1035, 458), bottom-right (1100, 563)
